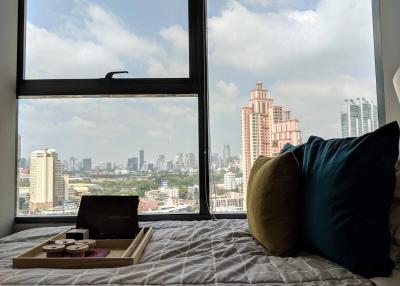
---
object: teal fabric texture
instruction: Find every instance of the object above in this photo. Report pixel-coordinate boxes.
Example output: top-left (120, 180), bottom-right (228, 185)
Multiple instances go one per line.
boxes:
top-left (301, 122), bottom-right (399, 278)
top-left (281, 121), bottom-right (399, 278)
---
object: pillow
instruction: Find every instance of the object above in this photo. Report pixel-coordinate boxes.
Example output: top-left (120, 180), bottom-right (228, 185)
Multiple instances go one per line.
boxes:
top-left (301, 121), bottom-right (399, 278)
top-left (247, 152), bottom-right (300, 257)
top-left (280, 143), bottom-right (305, 166)
top-left (391, 162), bottom-right (400, 247)
top-left (391, 199), bottom-right (400, 246)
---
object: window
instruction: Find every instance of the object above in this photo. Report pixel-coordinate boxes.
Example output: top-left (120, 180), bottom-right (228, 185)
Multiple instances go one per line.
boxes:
top-left (208, 0), bottom-right (379, 212)
top-left (17, 97), bottom-right (199, 216)
top-left (25, 0), bottom-right (189, 79)
top-left (17, 0), bottom-right (382, 221)
top-left (16, 0), bottom-right (207, 220)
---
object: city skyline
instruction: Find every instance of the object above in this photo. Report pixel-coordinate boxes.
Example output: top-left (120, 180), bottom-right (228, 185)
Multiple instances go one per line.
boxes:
top-left (18, 90), bottom-right (379, 216)
top-left (18, 145), bottom-right (209, 171)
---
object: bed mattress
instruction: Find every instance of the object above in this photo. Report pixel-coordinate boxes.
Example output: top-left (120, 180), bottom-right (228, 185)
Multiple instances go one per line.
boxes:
top-left (0, 219), bottom-right (374, 286)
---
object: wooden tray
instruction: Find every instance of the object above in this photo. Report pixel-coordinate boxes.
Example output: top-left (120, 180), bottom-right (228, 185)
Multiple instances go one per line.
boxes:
top-left (13, 227), bottom-right (153, 269)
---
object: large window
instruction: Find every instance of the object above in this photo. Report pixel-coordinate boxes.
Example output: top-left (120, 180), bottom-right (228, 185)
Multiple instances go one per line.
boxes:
top-left (17, 97), bottom-right (199, 216)
top-left (207, 0), bottom-right (379, 212)
top-left (17, 0), bottom-right (381, 220)
top-left (16, 0), bottom-right (207, 219)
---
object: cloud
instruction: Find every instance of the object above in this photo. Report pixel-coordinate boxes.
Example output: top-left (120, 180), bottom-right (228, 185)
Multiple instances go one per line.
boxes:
top-left (61, 116), bottom-right (96, 129)
top-left (241, 0), bottom-right (292, 7)
top-left (25, 2), bottom-right (188, 79)
top-left (268, 75), bottom-right (376, 140)
top-left (160, 25), bottom-right (188, 51)
top-left (210, 80), bottom-right (243, 116)
top-left (208, 0), bottom-right (376, 80)
top-left (209, 80), bottom-right (245, 154)
top-left (26, 22), bottom-right (125, 79)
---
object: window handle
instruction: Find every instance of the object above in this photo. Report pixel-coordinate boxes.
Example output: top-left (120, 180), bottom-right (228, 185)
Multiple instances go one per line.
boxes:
top-left (105, 71), bottom-right (128, 79)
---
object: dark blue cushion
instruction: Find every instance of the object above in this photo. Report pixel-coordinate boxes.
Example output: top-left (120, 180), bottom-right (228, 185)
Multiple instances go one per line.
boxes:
top-left (280, 143), bottom-right (305, 166)
top-left (301, 121), bottom-right (399, 278)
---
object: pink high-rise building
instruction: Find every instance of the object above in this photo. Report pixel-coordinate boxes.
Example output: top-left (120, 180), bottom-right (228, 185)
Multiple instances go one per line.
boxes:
top-left (241, 81), bottom-right (302, 209)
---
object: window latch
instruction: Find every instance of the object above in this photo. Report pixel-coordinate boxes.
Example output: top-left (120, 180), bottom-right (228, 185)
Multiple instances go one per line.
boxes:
top-left (104, 71), bottom-right (128, 79)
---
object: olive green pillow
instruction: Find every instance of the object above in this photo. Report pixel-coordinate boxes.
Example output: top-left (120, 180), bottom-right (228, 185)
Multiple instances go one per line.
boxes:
top-left (247, 152), bottom-right (300, 257)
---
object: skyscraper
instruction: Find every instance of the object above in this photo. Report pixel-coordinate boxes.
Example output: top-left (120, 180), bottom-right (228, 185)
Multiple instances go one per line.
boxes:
top-left (82, 158), bottom-right (92, 171)
top-left (341, 98), bottom-right (378, 137)
top-left (223, 144), bottom-right (231, 166)
top-left (183, 153), bottom-right (197, 170)
top-left (106, 162), bottom-right (113, 171)
top-left (29, 149), bottom-right (64, 211)
top-left (156, 155), bottom-right (166, 171)
top-left (241, 81), bottom-right (302, 209)
top-left (139, 149), bottom-right (144, 170)
top-left (69, 157), bottom-right (78, 171)
top-left (127, 157), bottom-right (138, 171)
top-left (175, 153), bottom-right (184, 170)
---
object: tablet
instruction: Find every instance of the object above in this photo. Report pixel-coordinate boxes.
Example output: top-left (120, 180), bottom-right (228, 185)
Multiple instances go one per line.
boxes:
top-left (76, 196), bottom-right (139, 239)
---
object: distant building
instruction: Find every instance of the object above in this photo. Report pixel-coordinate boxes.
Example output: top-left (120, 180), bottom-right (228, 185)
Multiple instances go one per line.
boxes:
top-left (183, 153), bottom-right (196, 170)
top-left (29, 149), bottom-right (65, 211)
top-left (139, 149), bottom-right (144, 170)
top-left (156, 155), bottom-right (166, 171)
top-left (138, 199), bottom-right (158, 212)
top-left (341, 98), bottom-right (378, 137)
top-left (106, 162), bottom-right (113, 171)
top-left (63, 174), bottom-right (74, 201)
top-left (62, 160), bottom-right (69, 171)
top-left (18, 157), bottom-right (27, 169)
top-left (241, 81), bottom-right (302, 210)
top-left (69, 157), bottom-right (78, 171)
top-left (224, 172), bottom-right (236, 191)
top-left (223, 144), bottom-right (231, 166)
top-left (82, 158), bottom-right (92, 171)
top-left (166, 160), bottom-right (174, 171)
top-left (175, 153), bottom-right (183, 170)
top-left (211, 192), bottom-right (244, 212)
top-left (144, 162), bottom-right (154, 172)
top-left (160, 187), bottom-right (178, 198)
top-left (160, 179), bottom-right (168, 187)
top-left (127, 157), bottom-right (138, 171)
top-left (187, 185), bottom-right (199, 201)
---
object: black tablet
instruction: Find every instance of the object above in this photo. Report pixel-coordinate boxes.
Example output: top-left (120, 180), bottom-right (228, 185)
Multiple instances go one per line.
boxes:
top-left (76, 196), bottom-right (139, 239)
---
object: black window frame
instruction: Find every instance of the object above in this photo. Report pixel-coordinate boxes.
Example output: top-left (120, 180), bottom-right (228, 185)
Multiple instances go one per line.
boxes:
top-left (15, 0), bottom-right (383, 224)
top-left (15, 0), bottom-right (238, 224)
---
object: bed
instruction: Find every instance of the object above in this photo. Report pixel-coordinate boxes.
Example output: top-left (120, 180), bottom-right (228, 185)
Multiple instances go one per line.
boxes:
top-left (0, 219), bottom-right (397, 286)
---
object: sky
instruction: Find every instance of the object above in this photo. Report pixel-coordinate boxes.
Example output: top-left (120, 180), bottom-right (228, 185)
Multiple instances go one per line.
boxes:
top-left (19, 0), bottom-right (377, 164)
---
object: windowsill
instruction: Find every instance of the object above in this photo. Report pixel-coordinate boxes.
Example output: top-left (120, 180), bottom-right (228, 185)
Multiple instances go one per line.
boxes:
top-left (14, 213), bottom-right (247, 224)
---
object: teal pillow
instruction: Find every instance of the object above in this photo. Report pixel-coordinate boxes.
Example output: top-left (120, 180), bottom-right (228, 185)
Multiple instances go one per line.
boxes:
top-left (281, 143), bottom-right (304, 166)
top-left (301, 122), bottom-right (399, 278)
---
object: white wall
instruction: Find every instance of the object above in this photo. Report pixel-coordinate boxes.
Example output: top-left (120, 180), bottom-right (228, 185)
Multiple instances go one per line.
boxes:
top-left (0, 0), bottom-right (18, 237)
top-left (379, 0), bottom-right (400, 123)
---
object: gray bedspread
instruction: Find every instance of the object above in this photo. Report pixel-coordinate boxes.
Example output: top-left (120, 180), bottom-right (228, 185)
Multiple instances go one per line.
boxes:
top-left (0, 219), bottom-right (373, 286)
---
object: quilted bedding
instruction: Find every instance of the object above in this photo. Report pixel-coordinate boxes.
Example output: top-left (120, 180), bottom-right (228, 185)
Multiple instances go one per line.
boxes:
top-left (0, 219), bottom-right (373, 286)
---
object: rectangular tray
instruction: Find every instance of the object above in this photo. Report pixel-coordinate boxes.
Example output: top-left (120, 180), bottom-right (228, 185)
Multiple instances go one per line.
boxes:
top-left (13, 227), bottom-right (153, 269)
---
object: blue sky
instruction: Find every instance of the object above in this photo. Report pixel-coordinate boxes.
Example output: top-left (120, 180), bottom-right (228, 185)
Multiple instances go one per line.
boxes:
top-left (20, 0), bottom-right (377, 164)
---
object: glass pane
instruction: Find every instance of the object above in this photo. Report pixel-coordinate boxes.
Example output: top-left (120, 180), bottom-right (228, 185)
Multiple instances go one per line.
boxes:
top-left (25, 0), bottom-right (189, 79)
top-left (17, 97), bottom-right (199, 216)
top-left (207, 0), bottom-right (378, 212)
